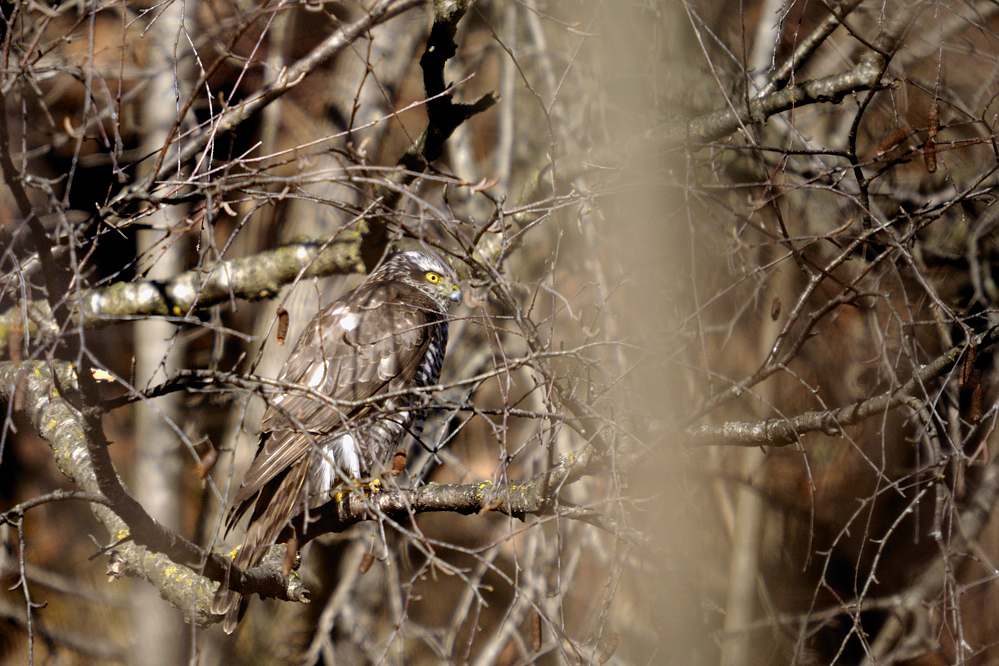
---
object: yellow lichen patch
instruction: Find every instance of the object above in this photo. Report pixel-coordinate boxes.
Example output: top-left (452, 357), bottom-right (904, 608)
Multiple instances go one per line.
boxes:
top-left (172, 305), bottom-right (182, 315)
top-left (229, 547), bottom-right (241, 559)
top-left (117, 528), bottom-right (130, 540)
top-left (164, 566), bottom-right (178, 575)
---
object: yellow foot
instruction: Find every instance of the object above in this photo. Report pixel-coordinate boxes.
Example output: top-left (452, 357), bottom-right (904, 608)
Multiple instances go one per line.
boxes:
top-left (332, 478), bottom-right (383, 502)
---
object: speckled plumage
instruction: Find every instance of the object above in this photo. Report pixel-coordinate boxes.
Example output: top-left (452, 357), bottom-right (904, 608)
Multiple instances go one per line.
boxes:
top-left (212, 250), bottom-right (460, 633)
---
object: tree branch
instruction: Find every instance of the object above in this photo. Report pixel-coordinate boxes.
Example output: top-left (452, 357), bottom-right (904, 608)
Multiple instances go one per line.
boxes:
top-left (0, 234), bottom-right (365, 351)
top-left (0, 360), bottom-right (608, 627)
top-left (756, 0), bottom-right (865, 97)
top-left (657, 55), bottom-right (884, 147)
top-left (860, 454), bottom-right (999, 665)
top-left (104, 0), bottom-right (426, 214)
top-left (689, 326), bottom-right (999, 447)
top-left (656, 0), bottom-right (927, 147)
top-left (363, 0), bottom-right (499, 268)
top-left (0, 87), bottom-right (66, 313)
top-left (300, 444), bottom-right (606, 540)
top-left (0, 361), bottom-right (306, 626)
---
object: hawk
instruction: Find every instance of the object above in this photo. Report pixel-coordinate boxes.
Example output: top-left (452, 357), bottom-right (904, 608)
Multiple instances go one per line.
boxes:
top-left (211, 249), bottom-right (461, 633)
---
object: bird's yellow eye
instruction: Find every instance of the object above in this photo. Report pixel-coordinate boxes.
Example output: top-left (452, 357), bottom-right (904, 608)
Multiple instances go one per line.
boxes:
top-left (425, 272), bottom-right (442, 284)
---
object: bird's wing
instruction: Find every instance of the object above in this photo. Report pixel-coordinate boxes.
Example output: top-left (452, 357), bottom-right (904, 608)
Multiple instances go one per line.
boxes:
top-left (228, 280), bottom-right (439, 518)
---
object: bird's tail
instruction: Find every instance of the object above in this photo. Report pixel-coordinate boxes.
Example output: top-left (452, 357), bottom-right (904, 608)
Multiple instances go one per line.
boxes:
top-left (211, 587), bottom-right (243, 634)
top-left (212, 458), bottom-right (310, 633)
top-left (211, 522), bottom-right (268, 634)
top-left (212, 457), bottom-right (310, 634)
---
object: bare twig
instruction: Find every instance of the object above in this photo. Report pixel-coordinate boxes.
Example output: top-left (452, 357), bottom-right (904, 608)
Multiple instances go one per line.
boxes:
top-left (860, 457), bottom-right (999, 665)
top-left (0, 359), bottom-right (609, 627)
top-left (690, 327), bottom-right (999, 447)
top-left (103, 0), bottom-right (427, 213)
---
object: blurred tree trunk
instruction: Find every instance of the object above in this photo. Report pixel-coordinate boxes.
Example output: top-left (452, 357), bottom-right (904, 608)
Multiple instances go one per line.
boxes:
top-left (132, 0), bottom-right (194, 663)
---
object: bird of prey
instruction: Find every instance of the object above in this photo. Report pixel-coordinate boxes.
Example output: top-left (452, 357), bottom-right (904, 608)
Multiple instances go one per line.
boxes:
top-left (212, 249), bottom-right (461, 633)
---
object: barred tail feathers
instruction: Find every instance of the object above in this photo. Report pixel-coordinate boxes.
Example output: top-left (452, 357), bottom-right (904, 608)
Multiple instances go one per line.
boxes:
top-left (211, 519), bottom-right (268, 634)
top-left (211, 588), bottom-right (243, 634)
top-left (211, 459), bottom-right (310, 633)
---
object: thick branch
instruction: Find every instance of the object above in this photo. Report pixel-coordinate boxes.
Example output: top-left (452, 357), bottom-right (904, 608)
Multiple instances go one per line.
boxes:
top-left (0, 360), bottom-right (607, 626)
top-left (301, 445), bottom-right (606, 539)
top-left (757, 0), bottom-right (865, 96)
top-left (657, 55), bottom-right (883, 146)
top-left (0, 361), bottom-right (306, 626)
top-left (0, 235), bottom-right (365, 351)
top-left (406, 0), bottom-right (500, 169)
top-left (657, 0), bottom-right (926, 147)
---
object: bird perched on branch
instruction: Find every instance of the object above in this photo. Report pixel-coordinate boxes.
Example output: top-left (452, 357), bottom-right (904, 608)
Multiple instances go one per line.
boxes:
top-left (211, 249), bottom-right (461, 633)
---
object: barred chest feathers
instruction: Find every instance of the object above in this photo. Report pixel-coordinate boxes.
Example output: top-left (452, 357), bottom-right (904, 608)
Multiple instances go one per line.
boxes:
top-left (313, 313), bottom-right (449, 495)
top-left (410, 316), bottom-right (450, 434)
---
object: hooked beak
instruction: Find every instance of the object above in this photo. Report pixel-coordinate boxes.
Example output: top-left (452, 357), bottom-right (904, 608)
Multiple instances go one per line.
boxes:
top-left (449, 286), bottom-right (462, 304)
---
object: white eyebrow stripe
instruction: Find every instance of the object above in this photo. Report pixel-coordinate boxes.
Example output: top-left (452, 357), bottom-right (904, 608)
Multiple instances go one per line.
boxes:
top-left (411, 252), bottom-right (456, 280)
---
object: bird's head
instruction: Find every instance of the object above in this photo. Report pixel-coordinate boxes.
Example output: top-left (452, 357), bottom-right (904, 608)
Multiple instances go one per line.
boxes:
top-left (377, 250), bottom-right (462, 309)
